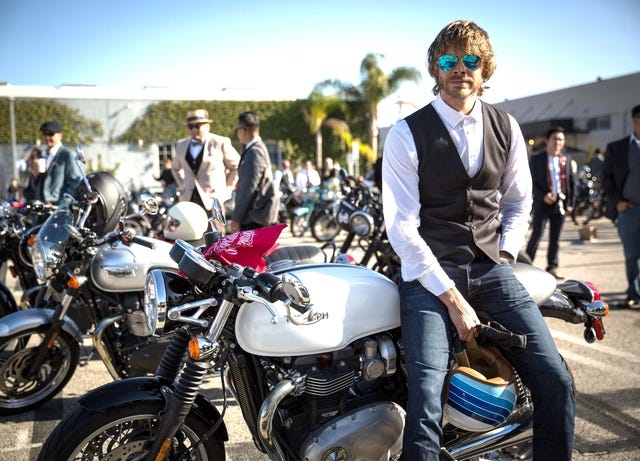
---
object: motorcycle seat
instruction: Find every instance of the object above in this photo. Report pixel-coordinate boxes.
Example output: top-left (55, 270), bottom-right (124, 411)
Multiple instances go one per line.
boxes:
top-left (265, 245), bottom-right (327, 267)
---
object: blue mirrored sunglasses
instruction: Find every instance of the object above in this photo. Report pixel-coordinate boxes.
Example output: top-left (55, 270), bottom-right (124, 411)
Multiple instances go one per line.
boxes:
top-left (438, 54), bottom-right (481, 72)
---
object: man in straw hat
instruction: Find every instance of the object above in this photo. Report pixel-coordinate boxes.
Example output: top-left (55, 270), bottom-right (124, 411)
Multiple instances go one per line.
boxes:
top-left (172, 109), bottom-right (240, 210)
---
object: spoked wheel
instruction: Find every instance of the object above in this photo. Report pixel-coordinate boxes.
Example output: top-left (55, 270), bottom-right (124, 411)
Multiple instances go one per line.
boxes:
top-left (38, 401), bottom-right (225, 461)
top-left (0, 326), bottom-right (79, 414)
top-left (311, 211), bottom-right (341, 242)
top-left (290, 214), bottom-right (309, 237)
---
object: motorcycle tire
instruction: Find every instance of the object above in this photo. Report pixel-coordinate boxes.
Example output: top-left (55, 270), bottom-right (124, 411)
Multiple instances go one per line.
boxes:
top-left (571, 202), bottom-right (594, 226)
top-left (0, 326), bottom-right (79, 414)
top-left (37, 400), bottom-right (225, 461)
top-left (310, 210), bottom-right (341, 242)
top-left (290, 214), bottom-right (308, 237)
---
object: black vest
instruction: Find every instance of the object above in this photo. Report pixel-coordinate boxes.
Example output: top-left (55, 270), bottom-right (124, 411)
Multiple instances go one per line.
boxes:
top-left (187, 142), bottom-right (205, 174)
top-left (405, 102), bottom-right (511, 266)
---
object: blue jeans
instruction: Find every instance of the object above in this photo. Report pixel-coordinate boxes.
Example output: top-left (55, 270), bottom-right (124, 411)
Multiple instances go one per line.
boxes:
top-left (399, 261), bottom-right (575, 461)
top-left (616, 205), bottom-right (640, 299)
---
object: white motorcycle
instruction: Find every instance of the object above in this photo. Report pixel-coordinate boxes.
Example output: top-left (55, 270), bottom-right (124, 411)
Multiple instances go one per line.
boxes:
top-left (37, 221), bottom-right (608, 460)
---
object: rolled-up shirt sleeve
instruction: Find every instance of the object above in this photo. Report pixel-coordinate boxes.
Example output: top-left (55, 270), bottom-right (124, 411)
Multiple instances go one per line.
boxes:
top-left (382, 120), bottom-right (455, 296)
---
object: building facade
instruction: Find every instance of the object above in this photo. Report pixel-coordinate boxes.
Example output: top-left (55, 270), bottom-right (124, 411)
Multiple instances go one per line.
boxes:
top-left (1, 72), bottom-right (639, 196)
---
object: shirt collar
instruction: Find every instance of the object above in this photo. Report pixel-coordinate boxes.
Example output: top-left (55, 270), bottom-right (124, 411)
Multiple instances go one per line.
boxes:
top-left (48, 142), bottom-right (62, 156)
top-left (244, 136), bottom-right (262, 151)
top-left (433, 93), bottom-right (482, 129)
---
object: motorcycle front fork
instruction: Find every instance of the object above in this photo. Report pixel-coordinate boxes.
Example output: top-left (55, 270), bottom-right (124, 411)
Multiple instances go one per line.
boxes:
top-left (148, 327), bottom-right (211, 459)
top-left (25, 287), bottom-right (78, 378)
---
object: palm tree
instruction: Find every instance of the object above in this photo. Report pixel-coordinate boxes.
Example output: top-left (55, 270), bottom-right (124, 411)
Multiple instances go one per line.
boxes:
top-left (302, 84), bottom-right (349, 169)
top-left (332, 53), bottom-right (421, 159)
top-left (359, 53), bottom-right (421, 158)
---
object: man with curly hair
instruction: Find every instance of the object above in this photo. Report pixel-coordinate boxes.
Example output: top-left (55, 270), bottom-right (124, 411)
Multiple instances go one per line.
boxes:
top-left (383, 20), bottom-right (574, 460)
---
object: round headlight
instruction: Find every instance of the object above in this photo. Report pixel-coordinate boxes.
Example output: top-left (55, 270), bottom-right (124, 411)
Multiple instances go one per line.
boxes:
top-left (30, 241), bottom-right (53, 282)
top-left (349, 211), bottom-right (374, 237)
top-left (141, 269), bottom-right (168, 336)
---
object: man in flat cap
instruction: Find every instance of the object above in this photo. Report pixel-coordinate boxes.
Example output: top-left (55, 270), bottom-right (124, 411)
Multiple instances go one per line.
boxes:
top-left (39, 120), bottom-right (83, 204)
top-left (172, 109), bottom-right (240, 211)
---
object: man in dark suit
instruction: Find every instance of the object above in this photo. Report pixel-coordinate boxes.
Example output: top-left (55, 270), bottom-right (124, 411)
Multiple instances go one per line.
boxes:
top-left (229, 111), bottom-right (277, 232)
top-left (525, 126), bottom-right (575, 279)
top-left (602, 104), bottom-right (640, 308)
top-left (40, 121), bottom-right (83, 204)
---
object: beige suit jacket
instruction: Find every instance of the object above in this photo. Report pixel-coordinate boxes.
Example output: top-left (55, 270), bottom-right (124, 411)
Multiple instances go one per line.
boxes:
top-left (172, 133), bottom-right (240, 207)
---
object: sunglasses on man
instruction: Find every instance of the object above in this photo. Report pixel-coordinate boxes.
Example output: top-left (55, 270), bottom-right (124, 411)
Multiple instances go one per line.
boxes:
top-left (438, 54), bottom-right (481, 72)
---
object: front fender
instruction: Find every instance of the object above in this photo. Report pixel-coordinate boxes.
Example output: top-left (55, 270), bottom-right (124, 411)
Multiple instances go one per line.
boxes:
top-left (79, 377), bottom-right (229, 442)
top-left (0, 308), bottom-right (82, 343)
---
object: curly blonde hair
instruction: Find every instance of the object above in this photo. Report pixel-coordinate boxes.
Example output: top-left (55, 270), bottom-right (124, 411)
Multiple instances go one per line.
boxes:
top-left (427, 20), bottom-right (496, 96)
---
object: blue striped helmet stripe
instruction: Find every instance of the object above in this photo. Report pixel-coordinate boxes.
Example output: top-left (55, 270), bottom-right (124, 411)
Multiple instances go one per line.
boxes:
top-left (447, 374), bottom-right (516, 424)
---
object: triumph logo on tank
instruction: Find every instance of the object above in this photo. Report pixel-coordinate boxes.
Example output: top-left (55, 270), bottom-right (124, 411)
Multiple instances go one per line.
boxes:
top-left (103, 265), bottom-right (135, 277)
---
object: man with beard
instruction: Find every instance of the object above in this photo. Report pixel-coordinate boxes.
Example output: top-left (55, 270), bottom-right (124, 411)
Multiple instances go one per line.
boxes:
top-left (382, 20), bottom-right (574, 460)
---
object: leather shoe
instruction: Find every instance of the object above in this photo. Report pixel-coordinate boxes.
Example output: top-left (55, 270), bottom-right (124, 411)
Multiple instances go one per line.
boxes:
top-left (546, 268), bottom-right (564, 280)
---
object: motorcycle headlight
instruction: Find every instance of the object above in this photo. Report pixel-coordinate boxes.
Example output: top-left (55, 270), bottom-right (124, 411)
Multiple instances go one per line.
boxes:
top-left (349, 210), bottom-right (374, 237)
top-left (30, 240), bottom-right (59, 282)
top-left (136, 269), bottom-right (195, 337)
top-left (137, 269), bottom-right (168, 337)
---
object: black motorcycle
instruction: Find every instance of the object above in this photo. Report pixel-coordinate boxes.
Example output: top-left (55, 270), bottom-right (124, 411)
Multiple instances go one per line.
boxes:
top-left (333, 176), bottom-right (401, 282)
top-left (571, 165), bottom-right (606, 225)
top-left (0, 201), bottom-right (57, 317)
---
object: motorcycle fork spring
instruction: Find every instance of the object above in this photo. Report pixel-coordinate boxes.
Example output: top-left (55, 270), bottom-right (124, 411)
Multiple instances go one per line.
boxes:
top-left (155, 328), bottom-right (191, 384)
top-left (148, 360), bottom-right (210, 460)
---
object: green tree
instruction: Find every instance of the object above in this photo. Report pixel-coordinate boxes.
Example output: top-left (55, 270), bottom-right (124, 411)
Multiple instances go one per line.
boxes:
top-left (0, 99), bottom-right (103, 146)
top-left (302, 84), bottom-right (349, 169)
top-left (335, 53), bottom-right (421, 158)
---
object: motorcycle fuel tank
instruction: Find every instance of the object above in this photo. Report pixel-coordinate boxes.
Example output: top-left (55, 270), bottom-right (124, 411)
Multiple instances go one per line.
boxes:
top-left (91, 237), bottom-right (178, 292)
top-left (235, 264), bottom-right (401, 356)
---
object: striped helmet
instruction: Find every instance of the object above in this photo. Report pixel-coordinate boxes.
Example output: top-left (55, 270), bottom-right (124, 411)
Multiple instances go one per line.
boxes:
top-left (443, 342), bottom-right (517, 432)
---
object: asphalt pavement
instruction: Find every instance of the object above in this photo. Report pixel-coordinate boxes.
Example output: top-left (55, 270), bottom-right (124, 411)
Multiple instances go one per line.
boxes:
top-left (1, 217), bottom-right (638, 460)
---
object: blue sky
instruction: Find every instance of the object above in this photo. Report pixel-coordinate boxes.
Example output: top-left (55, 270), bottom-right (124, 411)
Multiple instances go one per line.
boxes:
top-left (1, 0), bottom-right (638, 124)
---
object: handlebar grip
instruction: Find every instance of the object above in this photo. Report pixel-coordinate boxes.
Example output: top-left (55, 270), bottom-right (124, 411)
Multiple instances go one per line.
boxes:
top-left (131, 235), bottom-right (155, 249)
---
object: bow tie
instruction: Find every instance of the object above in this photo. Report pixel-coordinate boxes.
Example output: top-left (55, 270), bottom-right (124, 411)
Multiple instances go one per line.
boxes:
top-left (191, 140), bottom-right (203, 146)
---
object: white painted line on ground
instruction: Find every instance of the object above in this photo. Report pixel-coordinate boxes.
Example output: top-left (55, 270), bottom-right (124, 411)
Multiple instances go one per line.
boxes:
top-left (550, 328), bottom-right (640, 364)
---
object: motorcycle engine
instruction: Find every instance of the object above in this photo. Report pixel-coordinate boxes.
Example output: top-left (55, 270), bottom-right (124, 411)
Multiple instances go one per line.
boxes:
top-left (272, 334), bottom-right (404, 460)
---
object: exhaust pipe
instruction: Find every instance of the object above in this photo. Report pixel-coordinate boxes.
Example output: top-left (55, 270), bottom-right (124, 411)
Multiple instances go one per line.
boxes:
top-left (257, 374), bottom-right (305, 460)
top-left (445, 414), bottom-right (533, 459)
top-left (93, 315), bottom-right (124, 380)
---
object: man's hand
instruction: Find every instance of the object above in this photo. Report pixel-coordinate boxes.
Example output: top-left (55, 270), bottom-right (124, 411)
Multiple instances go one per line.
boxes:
top-left (438, 287), bottom-right (480, 342)
top-left (543, 192), bottom-right (555, 205)
top-left (616, 200), bottom-right (630, 213)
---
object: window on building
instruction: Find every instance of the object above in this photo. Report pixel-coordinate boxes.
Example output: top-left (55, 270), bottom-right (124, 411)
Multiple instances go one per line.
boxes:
top-left (587, 115), bottom-right (611, 130)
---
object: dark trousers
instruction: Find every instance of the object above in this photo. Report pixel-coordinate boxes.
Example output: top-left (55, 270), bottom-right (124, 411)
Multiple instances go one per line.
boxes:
top-left (526, 204), bottom-right (566, 270)
top-left (616, 205), bottom-right (640, 299)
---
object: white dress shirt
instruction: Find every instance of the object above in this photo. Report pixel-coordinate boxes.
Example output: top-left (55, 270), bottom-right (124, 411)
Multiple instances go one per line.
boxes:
top-left (547, 154), bottom-right (561, 198)
top-left (382, 94), bottom-right (532, 296)
top-left (45, 142), bottom-right (62, 169)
